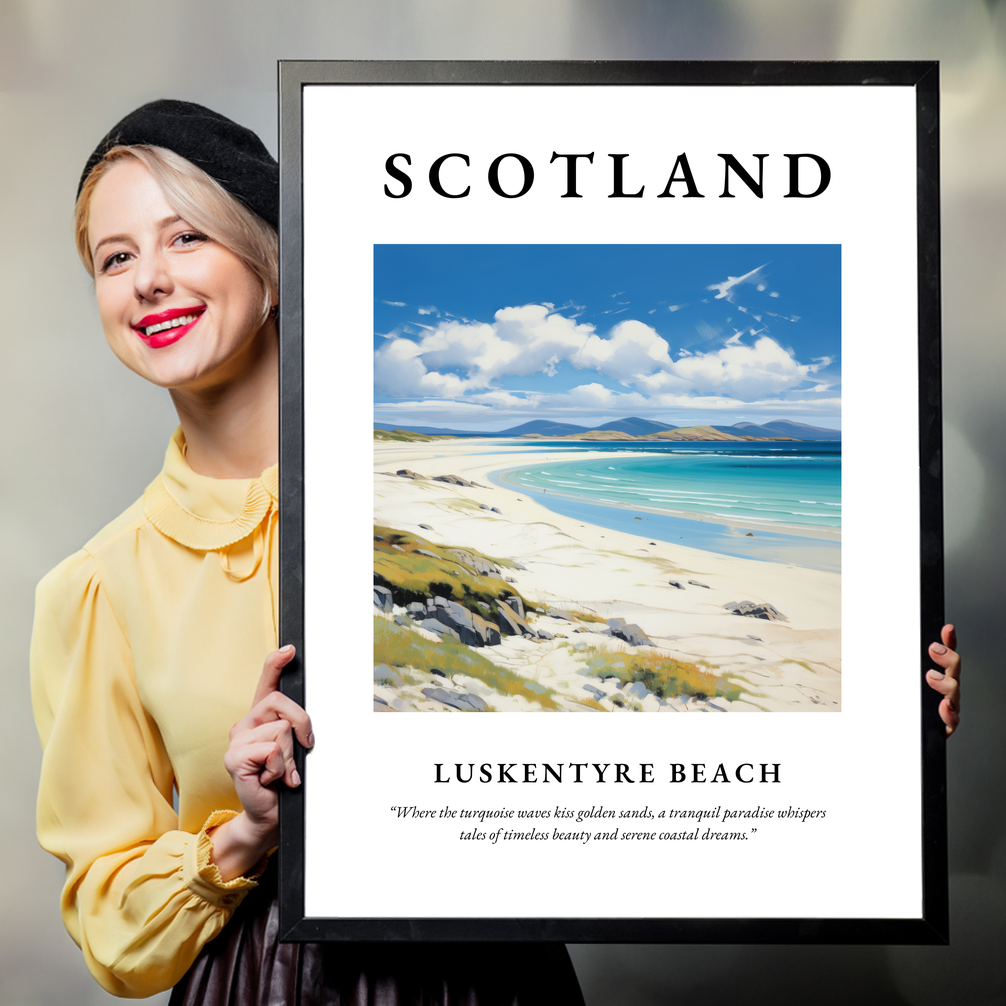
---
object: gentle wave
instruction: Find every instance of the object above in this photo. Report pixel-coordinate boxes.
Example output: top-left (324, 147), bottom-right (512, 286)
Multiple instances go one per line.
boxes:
top-left (505, 443), bottom-right (840, 531)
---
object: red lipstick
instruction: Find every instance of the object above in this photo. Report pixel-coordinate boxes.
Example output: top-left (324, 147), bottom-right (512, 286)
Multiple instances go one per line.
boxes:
top-left (133, 306), bottom-right (205, 349)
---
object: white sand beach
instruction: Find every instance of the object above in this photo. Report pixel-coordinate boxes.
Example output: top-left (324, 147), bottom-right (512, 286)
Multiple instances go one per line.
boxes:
top-left (374, 439), bottom-right (841, 713)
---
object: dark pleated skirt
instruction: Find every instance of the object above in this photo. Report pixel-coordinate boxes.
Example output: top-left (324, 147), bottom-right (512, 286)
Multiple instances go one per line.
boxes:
top-left (169, 869), bottom-right (584, 1006)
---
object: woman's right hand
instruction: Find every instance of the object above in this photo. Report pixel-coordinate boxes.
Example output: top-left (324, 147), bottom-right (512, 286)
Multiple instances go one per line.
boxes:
top-left (209, 645), bottom-right (314, 881)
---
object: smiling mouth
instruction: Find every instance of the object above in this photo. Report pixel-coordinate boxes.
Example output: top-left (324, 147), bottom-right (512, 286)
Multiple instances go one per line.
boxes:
top-left (131, 307), bottom-right (207, 349)
top-left (135, 307), bottom-right (206, 338)
top-left (143, 313), bottom-right (198, 337)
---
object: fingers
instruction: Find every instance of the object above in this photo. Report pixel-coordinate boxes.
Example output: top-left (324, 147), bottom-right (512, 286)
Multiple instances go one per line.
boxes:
top-left (251, 740), bottom-right (287, 788)
top-left (225, 739), bottom-right (289, 788)
top-left (928, 643), bottom-right (961, 679)
top-left (233, 689), bottom-right (314, 750)
top-left (244, 644), bottom-right (314, 750)
top-left (939, 697), bottom-right (960, 737)
top-left (941, 623), bottom-right (957, 653)
top-left (929, 630), bottom-right (961, 683)
top-left (225, 645), bottom-right (313, 803)
top-left (252, 644), bottom-right (297, 706)
top-left (925, 667), bottom-right (959, 706)
top-left (926, 666), bottom-right (960, 738)
top-left (226, 720), bottom-right (301, 788)
top-left (926, 626), bottom-right (961, 738)
top-left (926, 686), bottom-right (960, 736)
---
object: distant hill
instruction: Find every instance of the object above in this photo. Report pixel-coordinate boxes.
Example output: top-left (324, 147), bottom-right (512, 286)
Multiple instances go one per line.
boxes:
top-left (643, 425), bottom-right (754, 442)
top-left (594, 417), bottom-right (678, 436)
top-left (374, 428), bottom-right (458, 443)
top-left (374, 422), bottom-right (485, 437)
top-left (714, 421), bottom-right (841, 440)
top-left (639, 425), bottom-right (794, 442)
top-left (558, 430), bottom-right (636, 441)
top-left (506, 417), bottom-right (680, 437)
top-left (497, 420), bottom-right (592, 437)
top-left (554, 425), bottom-right (797, 442)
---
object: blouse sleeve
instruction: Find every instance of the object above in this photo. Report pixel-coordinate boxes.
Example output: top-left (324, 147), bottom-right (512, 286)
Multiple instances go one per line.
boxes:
top-left (31, 549), bottom-right (262, 998)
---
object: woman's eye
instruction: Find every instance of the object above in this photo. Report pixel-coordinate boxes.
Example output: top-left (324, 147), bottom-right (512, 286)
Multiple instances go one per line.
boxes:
top-left (101, 251), bottom-right (131, 273)
top-left (173, 231), bottom-right (208, 248)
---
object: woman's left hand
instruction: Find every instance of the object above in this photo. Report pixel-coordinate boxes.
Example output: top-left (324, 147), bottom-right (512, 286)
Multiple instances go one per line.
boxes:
top-left (926, 624), bottom-right (960, 737)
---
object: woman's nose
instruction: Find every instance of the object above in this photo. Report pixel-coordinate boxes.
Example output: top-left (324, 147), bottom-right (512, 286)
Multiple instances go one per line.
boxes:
top-left (133, 249), bottom-right (173, 302)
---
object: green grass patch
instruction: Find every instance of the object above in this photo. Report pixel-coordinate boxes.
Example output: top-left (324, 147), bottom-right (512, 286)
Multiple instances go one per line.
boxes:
top-left (571, 696), bottom-right (608, 711)
top-left (374, 526), bottom-right (530, 615)
top-left (781, 658), bottom-right (820, 675)
top-left (448, 545), bottom-right (520, 571)
top-left (374, 618), bottom-right (559, 710)
top-left (577, 645), bottom-right (744, 702)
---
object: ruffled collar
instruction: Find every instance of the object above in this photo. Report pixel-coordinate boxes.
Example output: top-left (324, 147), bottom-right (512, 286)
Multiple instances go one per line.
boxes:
top-left (143, 428), bottom-right (278, 551)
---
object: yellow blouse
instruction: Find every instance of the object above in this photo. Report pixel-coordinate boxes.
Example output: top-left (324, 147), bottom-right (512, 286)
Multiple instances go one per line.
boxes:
top-left (31, 429), bottom-right (279, 998)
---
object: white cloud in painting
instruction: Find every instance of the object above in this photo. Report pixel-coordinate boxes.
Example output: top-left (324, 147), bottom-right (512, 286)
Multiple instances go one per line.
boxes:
top-left (636, 336), bottom-right (829, 401)
top-left (376, 305), bottom-right (597, 396)
top-left (373, 336), bottom-right (470, 397)
top-left (571, 319), bottom-right (673, 381)
top-left (557, 383), bottom-right (651, 411)
top-left (375, 306), bottom-right (584, 395)
top-left (374, 303), bottom-right (830, 406)
top-left (646, 393), bottom-right (841, 413)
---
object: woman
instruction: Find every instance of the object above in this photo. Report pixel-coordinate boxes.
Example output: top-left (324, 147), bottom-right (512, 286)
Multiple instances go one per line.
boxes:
top-left (31, 100), bottom-right (586, 1003)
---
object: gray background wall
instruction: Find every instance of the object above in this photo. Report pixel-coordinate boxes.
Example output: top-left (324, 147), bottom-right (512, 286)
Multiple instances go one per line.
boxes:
top-left (1, 2), bottom-right (1003, 1003)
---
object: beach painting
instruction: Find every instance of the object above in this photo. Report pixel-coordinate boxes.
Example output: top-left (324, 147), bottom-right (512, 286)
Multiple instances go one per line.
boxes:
top-left (373, 244), bottom-right (841, 713)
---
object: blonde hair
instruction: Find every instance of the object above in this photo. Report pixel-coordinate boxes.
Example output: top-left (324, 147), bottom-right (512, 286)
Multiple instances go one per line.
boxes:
top-left (75, 145), bottom-right (278, 323)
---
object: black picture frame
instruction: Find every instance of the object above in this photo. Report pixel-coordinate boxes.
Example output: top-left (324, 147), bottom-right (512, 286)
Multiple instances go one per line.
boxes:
top-left (277, 60), bottom-right (945, 944)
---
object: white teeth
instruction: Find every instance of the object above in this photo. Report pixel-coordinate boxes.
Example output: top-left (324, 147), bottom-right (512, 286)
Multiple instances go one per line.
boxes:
top-left (142, 313), bottom-right (199, 337)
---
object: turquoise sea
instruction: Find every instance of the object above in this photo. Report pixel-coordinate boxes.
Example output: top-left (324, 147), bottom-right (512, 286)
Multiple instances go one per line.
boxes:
top-left (488, 441), bottom-right (841, 573)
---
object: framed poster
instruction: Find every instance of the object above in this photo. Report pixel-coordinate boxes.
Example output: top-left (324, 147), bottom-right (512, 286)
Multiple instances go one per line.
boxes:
top-left (277, 61), bottom-right (946, 943)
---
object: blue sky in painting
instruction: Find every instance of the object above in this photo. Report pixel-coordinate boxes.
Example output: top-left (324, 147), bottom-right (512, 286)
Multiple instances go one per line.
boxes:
top-left (374, 245), bottom-right (840, 431)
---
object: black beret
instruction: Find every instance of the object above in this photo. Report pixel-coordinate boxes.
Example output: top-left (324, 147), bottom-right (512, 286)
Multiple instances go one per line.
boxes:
top-left (77, 99), bottom-right (278, 228)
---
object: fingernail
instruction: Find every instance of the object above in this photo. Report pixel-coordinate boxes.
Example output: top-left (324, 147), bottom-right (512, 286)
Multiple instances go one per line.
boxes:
top-left (931, 643), bottom-right (947, 655)
top-left (927, 670), bottom-right (944, 680)
top-left (292, 768), bottom-right (301, 787)
top-left (280, 644), bottom-right (295, 654)
top-left (306, 732), bottom-right (315, 748)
